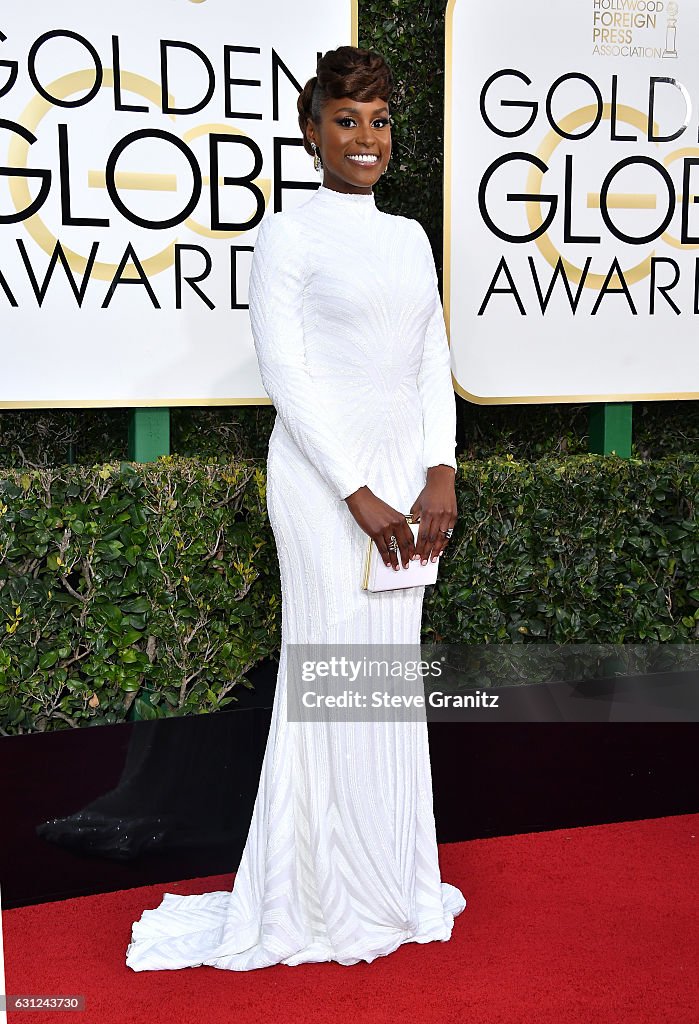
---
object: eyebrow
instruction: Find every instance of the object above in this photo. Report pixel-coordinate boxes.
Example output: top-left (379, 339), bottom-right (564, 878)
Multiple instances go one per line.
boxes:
top-left (333, 105), bottom-right (389, 115)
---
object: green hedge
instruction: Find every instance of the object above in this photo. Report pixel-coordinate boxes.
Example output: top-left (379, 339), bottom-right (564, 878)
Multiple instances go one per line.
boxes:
top-left (2, 453), bottom-right (697, 735)
top-left (425, 453), bottom-right (699, 645)
top-left (0, 457), bottom-right (280, 734)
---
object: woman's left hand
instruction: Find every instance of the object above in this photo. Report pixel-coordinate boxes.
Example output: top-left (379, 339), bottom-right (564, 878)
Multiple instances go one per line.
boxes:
top-left (409, 465), bottom-right (458, 565)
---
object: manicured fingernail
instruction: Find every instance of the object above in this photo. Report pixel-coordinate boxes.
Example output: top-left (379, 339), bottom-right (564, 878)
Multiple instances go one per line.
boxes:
top-left (421, 558), bottom-right (427, 565)
top-left (431, 555), bottom-right (437, 562)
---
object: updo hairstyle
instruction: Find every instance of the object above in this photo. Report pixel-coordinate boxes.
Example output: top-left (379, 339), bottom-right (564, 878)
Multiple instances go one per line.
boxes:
top-left (297, 45), bottom-right (394, 157)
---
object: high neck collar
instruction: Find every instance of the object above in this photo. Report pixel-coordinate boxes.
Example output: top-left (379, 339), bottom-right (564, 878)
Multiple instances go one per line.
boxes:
top-left (312, 183), bottom-right (377, 215)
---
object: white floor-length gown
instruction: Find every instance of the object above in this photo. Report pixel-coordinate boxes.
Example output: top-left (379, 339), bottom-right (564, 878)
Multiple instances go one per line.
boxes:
top-left (125, 183), bottom-right (466, 972)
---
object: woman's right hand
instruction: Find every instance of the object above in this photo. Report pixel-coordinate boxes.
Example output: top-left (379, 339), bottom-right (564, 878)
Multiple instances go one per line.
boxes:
top-left (344, 486), bottom-right (418, 571)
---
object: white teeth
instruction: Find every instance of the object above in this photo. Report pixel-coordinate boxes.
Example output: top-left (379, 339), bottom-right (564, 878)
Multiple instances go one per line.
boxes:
top-left (347, 154), bottom-right (378, 163)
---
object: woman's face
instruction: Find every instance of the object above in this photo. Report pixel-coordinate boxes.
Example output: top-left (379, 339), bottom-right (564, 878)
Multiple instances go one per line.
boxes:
top-left (306, 96), bottom-right (392, 194)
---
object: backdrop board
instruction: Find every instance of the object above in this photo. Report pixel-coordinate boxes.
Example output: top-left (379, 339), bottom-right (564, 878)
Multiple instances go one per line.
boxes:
top-left (445, 0), bottom-right (699, 404)
top-left (0, 0), bottom-right (357, 409)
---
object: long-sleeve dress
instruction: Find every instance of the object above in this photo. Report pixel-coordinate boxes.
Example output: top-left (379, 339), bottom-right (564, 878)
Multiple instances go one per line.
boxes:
top-left (125, 183), bottom-right (467, 972)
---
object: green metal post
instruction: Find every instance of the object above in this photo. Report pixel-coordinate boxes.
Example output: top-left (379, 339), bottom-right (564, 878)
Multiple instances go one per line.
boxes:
top-left (127, 408), bottom-right (170, 462)
top-left (126, 408), bottom-right (170, 721)
top-left (588, 402), bottom-right (632, 457)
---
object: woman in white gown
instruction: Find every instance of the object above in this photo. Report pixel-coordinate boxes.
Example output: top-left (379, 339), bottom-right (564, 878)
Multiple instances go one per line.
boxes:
top-left (125, 45), bottom-right (466, 973)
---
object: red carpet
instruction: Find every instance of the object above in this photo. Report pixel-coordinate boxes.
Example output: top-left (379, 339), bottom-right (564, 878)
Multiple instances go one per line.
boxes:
top-left (3, 813), bottom-right (697, 1024)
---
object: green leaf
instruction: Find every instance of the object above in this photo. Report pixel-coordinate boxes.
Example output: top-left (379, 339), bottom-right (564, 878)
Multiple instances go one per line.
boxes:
top-left (39, 650), bottom-right (59, 670)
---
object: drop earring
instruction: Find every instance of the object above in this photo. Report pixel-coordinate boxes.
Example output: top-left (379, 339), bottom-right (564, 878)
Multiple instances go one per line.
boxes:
top-left (311, 141), bottom-right (322, 174)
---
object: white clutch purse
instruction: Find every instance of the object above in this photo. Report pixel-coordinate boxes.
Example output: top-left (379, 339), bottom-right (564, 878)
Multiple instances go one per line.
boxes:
top-left (361, 515), bottom-right (440, 592)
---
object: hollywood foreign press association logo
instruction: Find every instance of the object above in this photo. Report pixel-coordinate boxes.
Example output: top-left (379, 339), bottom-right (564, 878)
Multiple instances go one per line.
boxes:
top-left (663, 1), bottom-right (679, 59)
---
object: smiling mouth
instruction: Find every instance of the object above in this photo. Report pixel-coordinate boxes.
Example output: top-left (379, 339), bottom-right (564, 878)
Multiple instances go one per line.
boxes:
top-left (346, 154), bottom-right (380, 165)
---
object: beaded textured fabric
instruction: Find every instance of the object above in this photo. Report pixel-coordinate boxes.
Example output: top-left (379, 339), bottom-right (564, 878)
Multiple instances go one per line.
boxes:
top-left (125, 184), bottom-right (466, 972)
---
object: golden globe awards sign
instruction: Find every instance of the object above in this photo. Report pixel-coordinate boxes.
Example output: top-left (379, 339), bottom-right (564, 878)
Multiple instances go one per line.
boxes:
top-left (445, 0), bottom-right (699, 403)
top-left (0, 0), bottom-right (356, 408)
